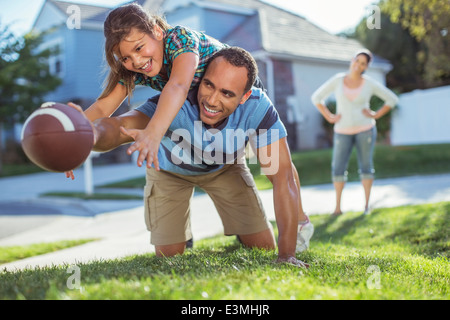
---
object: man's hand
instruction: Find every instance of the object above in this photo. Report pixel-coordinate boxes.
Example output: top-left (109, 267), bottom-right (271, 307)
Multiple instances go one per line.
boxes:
top-left (120, 126), bottom-right (161, 170)
top-left (277, 256), bottom-right (310, 269)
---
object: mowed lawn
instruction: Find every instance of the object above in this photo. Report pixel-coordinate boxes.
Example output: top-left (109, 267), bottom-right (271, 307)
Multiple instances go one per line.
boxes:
top-left (0, 143), bottom-right (448, 301)
top-left (100, 143), bottom-right (450, 191)
top-left (0, 201), bottom-right (448, 300)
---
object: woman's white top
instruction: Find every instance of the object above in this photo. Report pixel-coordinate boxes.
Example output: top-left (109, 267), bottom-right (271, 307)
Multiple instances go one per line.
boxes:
top-left (311, 73), bottom-right (399, 134)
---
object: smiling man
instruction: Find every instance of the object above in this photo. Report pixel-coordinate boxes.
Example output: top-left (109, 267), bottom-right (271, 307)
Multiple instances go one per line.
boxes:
top-left (72, 47), bottom-right (313, 267)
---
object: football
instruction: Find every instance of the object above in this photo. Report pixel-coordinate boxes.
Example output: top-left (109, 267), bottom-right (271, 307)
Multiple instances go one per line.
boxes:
top-left (21, 102), bottom-right (94, 172)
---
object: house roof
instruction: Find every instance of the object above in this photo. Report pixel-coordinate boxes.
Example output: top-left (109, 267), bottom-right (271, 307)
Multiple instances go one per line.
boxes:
top-left (36, 0), bottom-right (375, 65)
top-left (48, 0), bottom-right (111, 23)
top-left (35, 0), bottom-right (167, 29)
top-left (207, 0), bottom-right (364, 63)
top-left (32, 0), bottom-right (113, 31)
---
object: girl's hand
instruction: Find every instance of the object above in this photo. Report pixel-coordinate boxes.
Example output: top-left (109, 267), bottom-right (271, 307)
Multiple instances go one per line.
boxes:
top-left (64, 103), bottom-right (84, 180)
top-left (120, 126), bottom-right (161, 171)
top-left (65, 170), bottom-right (75, 180)
top-left (67, 102), bottom-right (84, 113)
top-left (64, 102), bottom-right (96, 180)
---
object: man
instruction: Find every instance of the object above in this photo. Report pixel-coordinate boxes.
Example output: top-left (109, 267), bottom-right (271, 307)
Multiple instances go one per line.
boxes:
top-left (70, 47), bottom-right (313, 267)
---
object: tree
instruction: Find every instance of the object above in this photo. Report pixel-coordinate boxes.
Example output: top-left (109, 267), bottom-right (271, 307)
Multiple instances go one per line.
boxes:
top-left (380, 0), bottom-right (450, 87)
top-left (0, 22), bottom-right (62, 174)
top-left (351, 10), bottom-right (426, 92)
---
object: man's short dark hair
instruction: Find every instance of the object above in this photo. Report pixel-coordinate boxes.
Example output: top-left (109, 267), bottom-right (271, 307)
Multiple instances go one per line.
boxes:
top-left (209, 47), bottom-right (258, 93)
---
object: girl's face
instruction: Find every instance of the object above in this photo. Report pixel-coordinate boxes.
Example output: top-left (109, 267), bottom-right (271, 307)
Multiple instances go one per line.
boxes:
top-left (349, 54), bottom-right (369, 75)
top-left (117, 27), bottom-right (164, 77)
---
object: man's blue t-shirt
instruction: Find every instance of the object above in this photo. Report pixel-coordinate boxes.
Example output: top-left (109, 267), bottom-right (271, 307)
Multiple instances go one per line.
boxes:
top-left (136, 87), bottom-right (287, 175)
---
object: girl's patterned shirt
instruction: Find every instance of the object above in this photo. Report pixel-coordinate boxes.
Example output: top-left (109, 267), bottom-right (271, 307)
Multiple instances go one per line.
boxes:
top-left (121, 26), bottom-right (227, 91)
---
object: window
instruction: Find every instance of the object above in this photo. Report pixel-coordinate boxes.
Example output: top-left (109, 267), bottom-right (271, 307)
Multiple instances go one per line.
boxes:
top-left (38, 37), bottom-right (65, 77)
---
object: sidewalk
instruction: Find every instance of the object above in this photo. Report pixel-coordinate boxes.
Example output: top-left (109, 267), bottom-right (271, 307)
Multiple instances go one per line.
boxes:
top-left (1, 163), bottom-right (449, 271)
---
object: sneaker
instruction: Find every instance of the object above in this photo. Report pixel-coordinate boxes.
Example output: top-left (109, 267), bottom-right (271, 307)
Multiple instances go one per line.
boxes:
top-left (186, 238), bottom-right (194, 249)
top-left (296, 217), bottom-right (314, 253)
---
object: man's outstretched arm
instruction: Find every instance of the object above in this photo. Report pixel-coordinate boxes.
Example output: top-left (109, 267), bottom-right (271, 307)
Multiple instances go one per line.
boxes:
top-left (92, 110), bottom-right (150, 152)
top-left (66, 103), bottom-right (150, 179)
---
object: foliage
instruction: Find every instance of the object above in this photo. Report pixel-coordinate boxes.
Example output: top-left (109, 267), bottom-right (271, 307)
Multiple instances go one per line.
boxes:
top-left (352, 12), bottom-right (425, 92)
top-left (381, 0), bottom-right (450, 41)
top-left (379, 0), bottom-right (450, 87)
top-left (349, 0), bottom-right (450, 90)
top-left (0, 202), bottom-right (448, 300)
top-left (0, 24), bottom-right (62, 123)
top-left (0, 22), bottom-right (62, 173)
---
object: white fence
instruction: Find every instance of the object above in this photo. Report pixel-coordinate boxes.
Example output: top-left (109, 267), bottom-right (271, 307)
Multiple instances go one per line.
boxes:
top-left (391, 85), bottom-right (450, 146)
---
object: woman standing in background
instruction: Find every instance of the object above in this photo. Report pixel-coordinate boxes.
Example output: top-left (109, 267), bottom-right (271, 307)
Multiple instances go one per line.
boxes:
top-left (311, 49), bottom-right (398, 216)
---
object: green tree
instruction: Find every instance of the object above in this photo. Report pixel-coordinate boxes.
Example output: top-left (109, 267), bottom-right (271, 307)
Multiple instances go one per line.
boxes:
top-left (380, 0), bottom-right (450, 87)
top-left (0, 22), bottom-right (62, 174)
top-left (352, 10), bottom-right (425, 92)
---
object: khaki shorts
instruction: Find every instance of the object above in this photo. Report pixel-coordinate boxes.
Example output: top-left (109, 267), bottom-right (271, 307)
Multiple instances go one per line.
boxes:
top-left (143, 164), bottom-right (270, 245)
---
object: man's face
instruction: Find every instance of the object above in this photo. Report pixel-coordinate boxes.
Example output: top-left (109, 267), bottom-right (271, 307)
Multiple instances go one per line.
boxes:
top-left (197, 57), bottom-right (252, 128)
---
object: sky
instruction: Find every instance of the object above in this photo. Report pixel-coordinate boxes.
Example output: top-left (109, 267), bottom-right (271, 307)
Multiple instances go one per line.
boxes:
top-left (0, 0), bottom-right (380, 36)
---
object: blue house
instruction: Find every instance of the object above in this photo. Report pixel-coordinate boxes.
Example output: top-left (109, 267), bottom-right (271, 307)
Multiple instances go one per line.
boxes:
top-left (33, 1), bottom-right (122, 109)
top-left (33, 0), bottom-right (392, 153)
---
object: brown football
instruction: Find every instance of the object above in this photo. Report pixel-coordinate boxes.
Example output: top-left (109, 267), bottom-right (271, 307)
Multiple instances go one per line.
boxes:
top-left (21, 102), bottom-right (94, 172)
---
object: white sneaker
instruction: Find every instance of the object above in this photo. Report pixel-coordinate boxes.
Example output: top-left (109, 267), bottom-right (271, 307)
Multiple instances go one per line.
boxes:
top-left (296, 217), bottom-right (314, 253)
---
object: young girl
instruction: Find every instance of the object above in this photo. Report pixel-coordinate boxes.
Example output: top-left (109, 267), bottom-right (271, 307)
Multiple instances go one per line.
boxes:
top-left (82, 3), bottom-right (229, 171)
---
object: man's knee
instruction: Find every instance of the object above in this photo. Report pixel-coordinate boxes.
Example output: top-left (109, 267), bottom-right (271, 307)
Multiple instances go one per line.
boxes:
top-left (155, 242), bottom-right (186, 257)
top-left (238, 229), bottom-right (276, 250)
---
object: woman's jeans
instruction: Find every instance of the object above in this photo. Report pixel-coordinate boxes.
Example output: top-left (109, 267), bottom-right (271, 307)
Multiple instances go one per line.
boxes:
top-left (332, 126), bottom-right (377, 182)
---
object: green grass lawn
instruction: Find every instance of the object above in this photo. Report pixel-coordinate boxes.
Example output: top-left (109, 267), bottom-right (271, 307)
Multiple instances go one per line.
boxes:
top-left (3, 143), bottom-right (448, 199)
top-left (0, 239), bottom-right (97, 264)
top-left (101, 143), bottom-right (450, 191)
top-left (252, 143), bottom-right (450, 189)
top-left (1, 201), bottom-right (448, 300)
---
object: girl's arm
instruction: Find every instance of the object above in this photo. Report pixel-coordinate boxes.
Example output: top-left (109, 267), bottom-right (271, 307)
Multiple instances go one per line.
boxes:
top-left (84, 83), bottom-right (128, 121)
top-left (125, 52), bottom-right (199, 169)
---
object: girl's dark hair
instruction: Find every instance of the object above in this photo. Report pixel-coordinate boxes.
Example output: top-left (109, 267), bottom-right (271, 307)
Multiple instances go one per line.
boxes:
top-left (99, 3), bottom-right (171, 101)
top-left (209, 47), bottom-right (258, 93)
